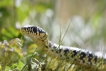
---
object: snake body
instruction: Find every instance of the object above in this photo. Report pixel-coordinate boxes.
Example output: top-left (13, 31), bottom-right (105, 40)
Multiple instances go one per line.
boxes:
top-left (21, 25), bottom-right (106, 66)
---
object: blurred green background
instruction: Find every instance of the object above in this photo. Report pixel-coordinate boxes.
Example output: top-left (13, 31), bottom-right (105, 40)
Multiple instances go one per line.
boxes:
top-left (0, 0), bottom-right (106, 71)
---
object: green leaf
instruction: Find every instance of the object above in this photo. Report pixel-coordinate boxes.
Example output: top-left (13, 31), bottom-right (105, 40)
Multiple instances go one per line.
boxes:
top-left (1, 27), bottom-right (20, 41)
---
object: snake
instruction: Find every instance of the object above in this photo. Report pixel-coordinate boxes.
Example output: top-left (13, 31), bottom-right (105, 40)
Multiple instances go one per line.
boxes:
top-left (21, 25), bottom-right (106, 66)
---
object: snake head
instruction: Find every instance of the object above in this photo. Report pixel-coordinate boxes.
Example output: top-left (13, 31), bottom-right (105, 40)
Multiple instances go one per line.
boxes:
top-left (21, 25), bottom-right (48, 41)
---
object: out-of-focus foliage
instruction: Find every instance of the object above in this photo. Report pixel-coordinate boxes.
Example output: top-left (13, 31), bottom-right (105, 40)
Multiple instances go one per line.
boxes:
top-left (0, 0), bottom-right (106, 71)
top-left (1, 27), bottom-right (20, 41)
top-left (0, 0), bottom-right (14, 28)
top-left (0, 38), bottom-right (22, 70)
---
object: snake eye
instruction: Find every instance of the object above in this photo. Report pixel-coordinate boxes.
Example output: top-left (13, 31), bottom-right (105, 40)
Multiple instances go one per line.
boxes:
top-left (32, 26), bottom-right (37, 33)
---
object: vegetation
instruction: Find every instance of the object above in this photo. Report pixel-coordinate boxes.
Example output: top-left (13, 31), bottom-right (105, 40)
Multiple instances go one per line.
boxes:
top-left (0, 0), bottom-right (106, 71)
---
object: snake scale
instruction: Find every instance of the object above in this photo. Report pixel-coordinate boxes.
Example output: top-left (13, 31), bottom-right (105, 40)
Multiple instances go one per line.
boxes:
top-left (21, 25), bottom-right (106, 66)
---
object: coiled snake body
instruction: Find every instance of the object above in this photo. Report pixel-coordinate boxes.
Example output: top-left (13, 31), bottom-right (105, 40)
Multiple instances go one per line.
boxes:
top-left (21, 25), bottom-right (106, 66)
